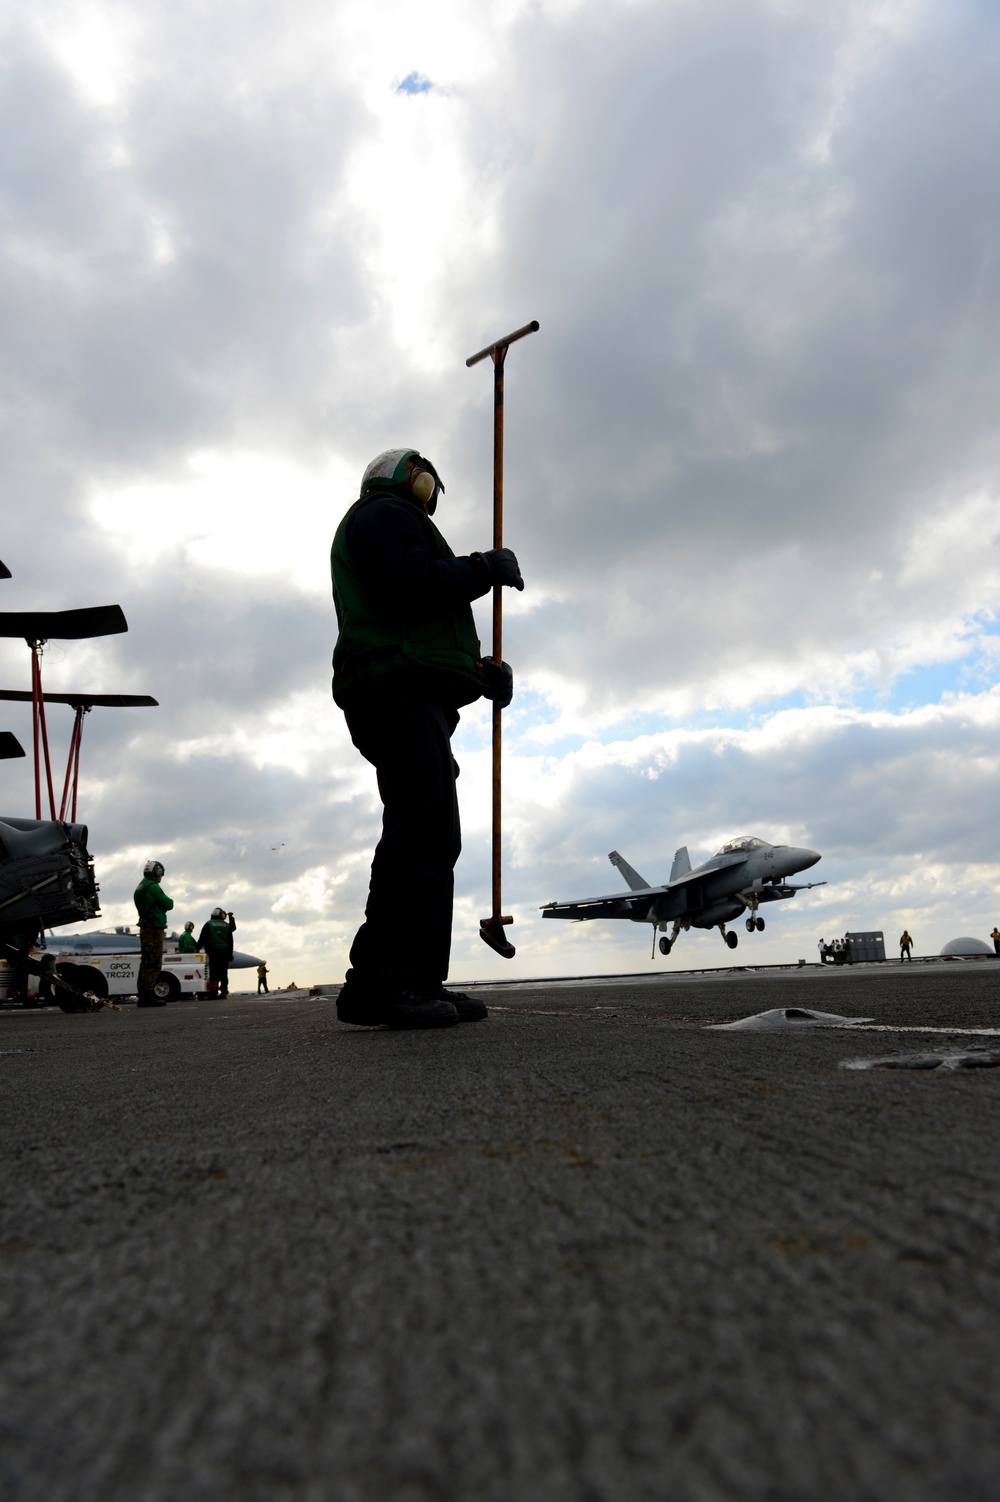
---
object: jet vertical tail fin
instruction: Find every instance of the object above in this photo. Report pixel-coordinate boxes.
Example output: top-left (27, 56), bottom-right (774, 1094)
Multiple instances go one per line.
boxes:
top-left (669, 846), bottom-right (691, 882)
top-left (608, 851), bottom-right (651, 891)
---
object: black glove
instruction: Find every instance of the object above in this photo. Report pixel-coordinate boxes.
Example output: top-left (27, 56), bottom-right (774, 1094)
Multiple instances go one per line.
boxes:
top-left (481, 657), bottom-right (514, 709)
top-left (473, 548), bottom-right (524, 590)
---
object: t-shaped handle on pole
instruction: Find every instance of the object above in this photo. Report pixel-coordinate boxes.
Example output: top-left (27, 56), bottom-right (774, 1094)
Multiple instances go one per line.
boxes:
top-left (466, 319), bottom-right (539, 959)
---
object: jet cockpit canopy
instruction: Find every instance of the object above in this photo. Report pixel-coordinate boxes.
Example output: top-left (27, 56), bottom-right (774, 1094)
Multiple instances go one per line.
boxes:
top-left (715, 835), bottom-right (770, 855)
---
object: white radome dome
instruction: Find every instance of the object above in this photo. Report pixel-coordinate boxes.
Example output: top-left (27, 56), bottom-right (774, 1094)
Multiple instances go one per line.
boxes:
top-left (940, 936), bottom-right (993, 956)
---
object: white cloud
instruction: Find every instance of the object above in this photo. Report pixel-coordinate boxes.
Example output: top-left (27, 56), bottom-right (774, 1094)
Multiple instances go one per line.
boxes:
top-left (33, 2), bottom-right (142, 111)
top-left (89, 450), bottom-right (356, 592)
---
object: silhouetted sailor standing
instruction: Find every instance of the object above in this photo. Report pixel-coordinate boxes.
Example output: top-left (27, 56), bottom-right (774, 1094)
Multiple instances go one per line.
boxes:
top-left (198, 908), bottom-right (235, 997)
top-left (331, 448), bottom-right (521, 1030)
top-left (133, 859), bottom-right (173, 1008)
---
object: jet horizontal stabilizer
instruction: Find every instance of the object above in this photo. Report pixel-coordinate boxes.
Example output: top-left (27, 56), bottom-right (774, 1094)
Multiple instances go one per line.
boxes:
top-left (0, 691), bottom-right (157, 708)
top-left (0, 605), bottom-right (127, 641)
top-left (0, 732), bottom-right (25, 760)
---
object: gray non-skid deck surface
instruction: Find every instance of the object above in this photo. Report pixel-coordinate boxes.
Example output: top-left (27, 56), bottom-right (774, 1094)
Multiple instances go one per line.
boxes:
top-left (2, 964), bottom-right (999, 1501)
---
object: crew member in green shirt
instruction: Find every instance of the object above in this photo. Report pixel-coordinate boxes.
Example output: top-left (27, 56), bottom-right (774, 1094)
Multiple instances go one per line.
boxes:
top-left (177, 921), bottom-right (197, 953)
top-left (198, 908), bottom-right (236, 998)
top-left (133, 859), bottom-right (174, 1007)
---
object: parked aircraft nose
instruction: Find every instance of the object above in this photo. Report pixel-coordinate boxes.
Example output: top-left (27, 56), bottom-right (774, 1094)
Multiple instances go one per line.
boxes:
top-left (794, 848), bottom-right (821, 870)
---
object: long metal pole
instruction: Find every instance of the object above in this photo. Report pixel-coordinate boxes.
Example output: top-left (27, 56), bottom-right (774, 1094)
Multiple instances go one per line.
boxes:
top-left (59, 706), bottom-right (86, 822)
top-left (33, 646), bottom-right (56, 821)
top-left (466, 319), bottom-right (538, 959)
top-left (71, 710), bottom-right (84, 822)
top-left (30, 646), bottom-right (41, 820)
top-left (491, 348), bottom-right (505, 932)
top-left (58, 710), bottom-right (80, 821)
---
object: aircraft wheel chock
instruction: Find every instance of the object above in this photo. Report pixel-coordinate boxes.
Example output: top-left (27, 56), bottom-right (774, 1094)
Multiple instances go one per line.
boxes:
top-left (55, 964), bottom-right (89, 1013)
top-left (55, 964), bottom-right (104, 1013)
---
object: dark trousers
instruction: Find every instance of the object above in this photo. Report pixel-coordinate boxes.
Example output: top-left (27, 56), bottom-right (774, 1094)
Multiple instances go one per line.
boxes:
top-left (257, 976), bottom-right (268, 993)
top-left (208, 953), bottom-right (230, 996)
top-left (344, 699), bottom-right (460, 997)
top-left (138, 927), bottom-right (164, 1000)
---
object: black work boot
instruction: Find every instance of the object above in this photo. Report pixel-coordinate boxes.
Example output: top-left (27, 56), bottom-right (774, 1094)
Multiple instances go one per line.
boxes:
top-left (336, 982), bottom-right (387, 1026)
top-left (336, 984), bottom-right (461, 1029)
top-left (385, 991), bottom-right (459, 1030)
top-left (435, 988), bottom-right (488, 1023)
top-left (137, 993), bottom-right (167, 1008)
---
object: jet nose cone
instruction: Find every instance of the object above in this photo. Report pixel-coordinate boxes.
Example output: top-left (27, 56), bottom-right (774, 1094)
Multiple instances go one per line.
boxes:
top-left (798, 848), bottom-right (821, 870)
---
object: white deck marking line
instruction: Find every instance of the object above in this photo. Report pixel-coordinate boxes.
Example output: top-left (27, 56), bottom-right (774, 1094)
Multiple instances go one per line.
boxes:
top-left (847, 1024), bottom-right (1000, 1036)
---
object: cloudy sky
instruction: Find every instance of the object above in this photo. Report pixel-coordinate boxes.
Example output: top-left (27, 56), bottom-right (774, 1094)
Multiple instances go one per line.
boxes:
top-left (2, 0), bottom-right (999, 982)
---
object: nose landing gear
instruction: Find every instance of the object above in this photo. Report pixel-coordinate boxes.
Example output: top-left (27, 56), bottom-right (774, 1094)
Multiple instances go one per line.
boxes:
top-left (746, 916), bottom-right (766, 933)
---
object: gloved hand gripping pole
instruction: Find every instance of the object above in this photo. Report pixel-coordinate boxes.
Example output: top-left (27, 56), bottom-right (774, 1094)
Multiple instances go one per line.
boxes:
top-left (466, 320), bottom-right (539, 959)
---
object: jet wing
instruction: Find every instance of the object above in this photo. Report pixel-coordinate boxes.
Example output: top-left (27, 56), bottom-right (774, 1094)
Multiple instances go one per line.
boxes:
top-left (541, 885), bottom-right (664, 920)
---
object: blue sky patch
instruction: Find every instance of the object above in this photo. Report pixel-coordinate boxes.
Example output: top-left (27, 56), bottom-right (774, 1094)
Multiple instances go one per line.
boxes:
top-left (397, 72), bottom-right (433, 95)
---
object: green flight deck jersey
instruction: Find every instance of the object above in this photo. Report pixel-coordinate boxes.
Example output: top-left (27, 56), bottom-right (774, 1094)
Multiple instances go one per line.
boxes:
top-left (201, 918), bottom-right (234, 953)
top-left (133, 877), bottom-right (174, 930)
top-left (331, 494), bottom-right (486, 710)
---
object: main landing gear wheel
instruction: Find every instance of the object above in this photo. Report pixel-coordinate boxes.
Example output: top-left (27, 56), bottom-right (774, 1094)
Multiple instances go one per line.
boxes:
top-left (755, 918), bottom-right (765, 932)
top-left (658, 937), bottom-right (672, 955)
top-left (725, 932), bottom-right (739, 950)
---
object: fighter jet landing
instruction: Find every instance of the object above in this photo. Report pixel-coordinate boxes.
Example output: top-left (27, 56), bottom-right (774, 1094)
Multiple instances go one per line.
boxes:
top-left (541, 835), bottom-right (825, 958)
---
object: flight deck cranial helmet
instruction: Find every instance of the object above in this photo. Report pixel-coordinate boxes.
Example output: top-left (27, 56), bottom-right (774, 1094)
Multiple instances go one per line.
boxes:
top-left (211, 906), bottom-right (226, 919)
top-left (144, 859), bottom-right (165, 880)
top-left (360, 448), bottom-right (445, 515)
top-left (184, 921), bottom-right (194, 933)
